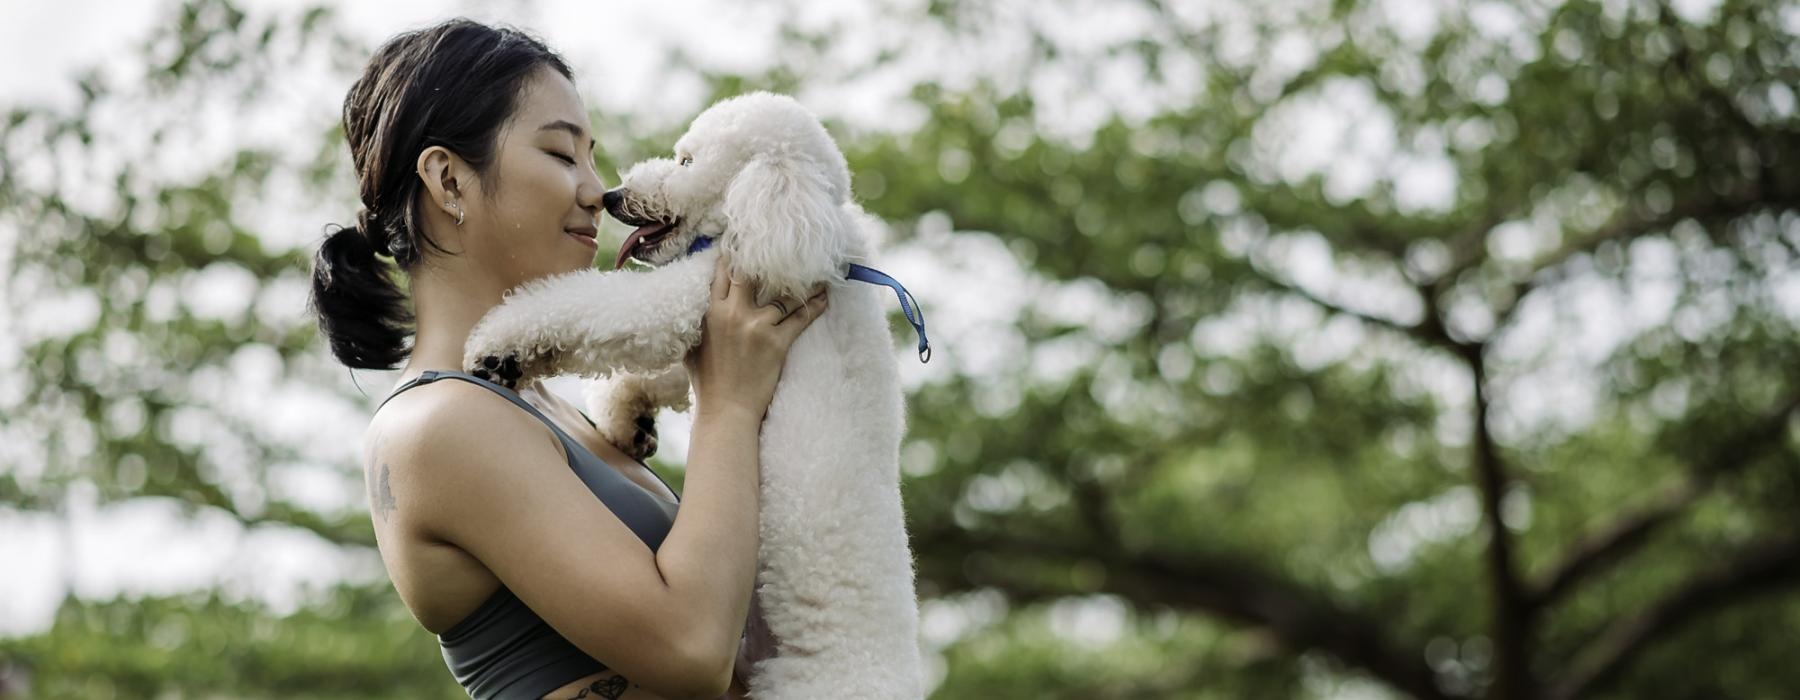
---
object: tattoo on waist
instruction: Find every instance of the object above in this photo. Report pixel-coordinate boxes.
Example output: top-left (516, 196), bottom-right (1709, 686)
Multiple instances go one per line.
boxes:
top-left (563, 675), bottom-right (631, 699)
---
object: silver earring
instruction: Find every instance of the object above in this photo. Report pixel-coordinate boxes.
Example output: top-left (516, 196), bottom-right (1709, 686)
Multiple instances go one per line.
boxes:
top-left (446, 200), bottom-right (464, 226)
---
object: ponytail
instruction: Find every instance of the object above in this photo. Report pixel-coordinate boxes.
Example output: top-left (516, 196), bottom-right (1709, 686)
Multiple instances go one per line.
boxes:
top-left (308, 223), bottom-right (412, 370)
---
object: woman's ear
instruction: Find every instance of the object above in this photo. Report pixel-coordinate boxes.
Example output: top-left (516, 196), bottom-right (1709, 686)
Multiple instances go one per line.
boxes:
top-left (415, 145), bottom-right (467, 219)
top-left (720, 154), bottom-right (849, 303)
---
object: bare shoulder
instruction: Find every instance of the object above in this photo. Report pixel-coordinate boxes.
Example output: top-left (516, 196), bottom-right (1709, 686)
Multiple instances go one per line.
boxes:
top-left (365, 378), bottom-right (563, 531)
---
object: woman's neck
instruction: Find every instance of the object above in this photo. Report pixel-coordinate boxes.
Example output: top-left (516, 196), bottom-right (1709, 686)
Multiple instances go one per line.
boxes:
top-left (400, 263), bottom-right (509, 379)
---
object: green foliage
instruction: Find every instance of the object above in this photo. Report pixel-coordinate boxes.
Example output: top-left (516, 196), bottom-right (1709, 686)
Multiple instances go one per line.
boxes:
top-left (0, 584), bottom-right (462, 698)
top-left (2, 0), bottom-right (1797, 697)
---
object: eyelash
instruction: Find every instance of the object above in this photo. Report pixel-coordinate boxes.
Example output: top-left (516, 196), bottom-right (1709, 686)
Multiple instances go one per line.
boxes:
top-left (549, 151), bottom-right (578, 165)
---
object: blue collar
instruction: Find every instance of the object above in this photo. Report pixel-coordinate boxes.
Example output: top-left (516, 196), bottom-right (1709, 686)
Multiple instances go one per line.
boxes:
top-left (687, 236), bottom-right (930, 362)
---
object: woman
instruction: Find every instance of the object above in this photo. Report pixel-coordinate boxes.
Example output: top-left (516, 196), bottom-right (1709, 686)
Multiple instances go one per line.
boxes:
top-left (307, 19), bottom-right (824, 700)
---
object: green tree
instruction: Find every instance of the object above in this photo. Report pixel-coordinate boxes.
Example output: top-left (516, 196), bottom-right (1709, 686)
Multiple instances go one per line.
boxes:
top-left (852, 0), bottom-right (1800, 698)
top-left (3, 0), bottom-right (1797, 698)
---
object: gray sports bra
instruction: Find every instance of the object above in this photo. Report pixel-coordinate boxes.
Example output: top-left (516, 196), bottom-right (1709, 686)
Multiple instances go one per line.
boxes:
top-left (377, 369), bottom-right (680, 699)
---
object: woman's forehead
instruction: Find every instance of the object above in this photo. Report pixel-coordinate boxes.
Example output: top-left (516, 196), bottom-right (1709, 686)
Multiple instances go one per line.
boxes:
top-left (508, 70), bottom-right (587, 138)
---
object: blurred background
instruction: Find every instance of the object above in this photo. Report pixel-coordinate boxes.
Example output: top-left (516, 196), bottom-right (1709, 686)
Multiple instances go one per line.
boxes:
top-left (2, 0), bottom-right (1798, 697)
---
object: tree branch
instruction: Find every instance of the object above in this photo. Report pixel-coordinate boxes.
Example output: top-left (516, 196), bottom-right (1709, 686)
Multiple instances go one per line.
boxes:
top-left (1247, 266), bottom-right (1476, 358)
top-left (1527, 392), bottom-right (1800, 611)
top-left (1547, 534), bottom-right (1800, 700)
top-left (1527, 479), bottom-right (1700, 610)
top-left (1468, 354), bottom-right (1535, 699)
top-left (1492, 193), bottom-right (1770, 327)
top-left (914, 526), bottom-right (1450, 700)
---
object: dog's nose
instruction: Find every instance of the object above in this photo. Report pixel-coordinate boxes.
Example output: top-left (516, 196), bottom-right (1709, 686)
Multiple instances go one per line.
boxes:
top-left (602, 188), bottom-right (625, 211)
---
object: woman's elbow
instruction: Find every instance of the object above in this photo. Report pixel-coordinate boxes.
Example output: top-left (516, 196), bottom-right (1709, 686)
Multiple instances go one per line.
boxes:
top-left (662, 634), bottom-right (735, 700)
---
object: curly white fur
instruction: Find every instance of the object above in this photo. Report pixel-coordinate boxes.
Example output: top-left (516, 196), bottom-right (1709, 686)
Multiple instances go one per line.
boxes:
top-left (583, 365), bottom-right (693, 459)
top-left (463, 92), bottom-right (924, 698)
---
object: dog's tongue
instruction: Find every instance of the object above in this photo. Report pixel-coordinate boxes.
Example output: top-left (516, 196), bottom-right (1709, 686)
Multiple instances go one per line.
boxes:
top-left (614, 223), bottom-right (665, 269)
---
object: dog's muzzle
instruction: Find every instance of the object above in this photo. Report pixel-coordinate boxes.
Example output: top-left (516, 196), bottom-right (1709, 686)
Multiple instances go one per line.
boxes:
top-left (604, 186), bottom-right (683, 269)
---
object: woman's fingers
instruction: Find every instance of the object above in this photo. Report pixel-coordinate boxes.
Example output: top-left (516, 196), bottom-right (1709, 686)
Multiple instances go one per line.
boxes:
top-left (774, 286), bottom-right (829, 337)
top-left (711, 254), bottom-right (732, 301)
top-left (756, 301), bottom-right (786, 325)
top-left (768, 284), bottom-right (827, 325)
top-left (761, 296), bottom-right (799, 325)
top-left (727, 268), bottom-right (755, 304)
top-left (801, 285), bottom-right (829, 319)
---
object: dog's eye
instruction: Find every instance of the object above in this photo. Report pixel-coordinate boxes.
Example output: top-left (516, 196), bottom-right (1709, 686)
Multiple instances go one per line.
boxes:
top-left (678, 155), bottom-right (693, 166)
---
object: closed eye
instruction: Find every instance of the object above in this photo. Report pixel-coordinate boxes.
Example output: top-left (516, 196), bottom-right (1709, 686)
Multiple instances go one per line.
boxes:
top-left (548, 151), bottom-right (577, 165)
top-left (679, 155), bottom-right (693, 166)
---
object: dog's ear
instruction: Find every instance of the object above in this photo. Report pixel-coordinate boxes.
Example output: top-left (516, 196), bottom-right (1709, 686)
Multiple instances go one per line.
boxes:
top-left (720, 154), bottom-right (849, 303)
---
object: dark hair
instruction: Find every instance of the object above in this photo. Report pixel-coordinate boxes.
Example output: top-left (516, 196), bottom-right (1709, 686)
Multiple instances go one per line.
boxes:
top-left (308, 18), bottom-right (573, 370)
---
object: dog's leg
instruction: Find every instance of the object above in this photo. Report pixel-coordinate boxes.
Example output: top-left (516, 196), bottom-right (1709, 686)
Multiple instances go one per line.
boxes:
top-left (583, 366), bottom-right (691, 460)
top-left (462, 250), bottom-right (717, 389)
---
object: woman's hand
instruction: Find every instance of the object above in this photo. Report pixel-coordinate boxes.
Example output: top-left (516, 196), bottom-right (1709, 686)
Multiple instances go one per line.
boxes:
top-left (684, 254), bottom-right (828, 421)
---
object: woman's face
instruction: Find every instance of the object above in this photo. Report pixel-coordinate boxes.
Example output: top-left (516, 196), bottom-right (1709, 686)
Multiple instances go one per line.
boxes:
top-left (460, 67), bottom-right (606, 287)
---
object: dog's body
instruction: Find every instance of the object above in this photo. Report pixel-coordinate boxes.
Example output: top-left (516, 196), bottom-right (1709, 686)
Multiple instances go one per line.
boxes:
top-left (462, 92), bottom-right (924, 698)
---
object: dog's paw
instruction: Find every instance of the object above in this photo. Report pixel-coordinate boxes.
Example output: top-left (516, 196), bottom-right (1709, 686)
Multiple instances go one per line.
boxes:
top-left (466, 352), bottom-right (547, 391)
top-left (467, 353), bottom-right (521, 389)
top-left (627, 414), bottom-right (658, 461)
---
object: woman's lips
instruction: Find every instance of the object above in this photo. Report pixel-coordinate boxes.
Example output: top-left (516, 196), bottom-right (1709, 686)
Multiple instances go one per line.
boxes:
top-left (565, 229), bottom-right (598, 250)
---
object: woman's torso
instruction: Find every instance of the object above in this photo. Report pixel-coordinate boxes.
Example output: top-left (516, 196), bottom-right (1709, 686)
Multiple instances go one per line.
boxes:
top-left (368, 373), bottom-right (688, 699)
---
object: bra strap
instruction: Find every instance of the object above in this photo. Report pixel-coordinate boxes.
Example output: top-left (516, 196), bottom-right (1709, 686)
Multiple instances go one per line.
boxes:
top-left (375, 370), bottom-right (555, 433)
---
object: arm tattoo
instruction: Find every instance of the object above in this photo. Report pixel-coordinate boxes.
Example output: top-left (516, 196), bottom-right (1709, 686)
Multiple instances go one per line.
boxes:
top-left (373, 461), bottom-right (397, 521)
top-left (563, 675), bottom-right (631, 699)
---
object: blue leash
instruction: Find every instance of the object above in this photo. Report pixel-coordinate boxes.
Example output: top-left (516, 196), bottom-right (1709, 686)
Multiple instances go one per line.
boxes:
top-left (687, 236), bottom-right (931, 362)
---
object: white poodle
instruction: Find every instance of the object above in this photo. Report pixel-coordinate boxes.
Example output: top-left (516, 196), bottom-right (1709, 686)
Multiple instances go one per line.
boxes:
top-left (461, 92), bottom-right (928, 699)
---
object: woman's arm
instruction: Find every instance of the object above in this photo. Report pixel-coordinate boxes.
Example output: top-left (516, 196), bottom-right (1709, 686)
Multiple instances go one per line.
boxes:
top-left (652, 399), bottom-right (765, 683)
top-left (389, 388), bottom-right (733, 699)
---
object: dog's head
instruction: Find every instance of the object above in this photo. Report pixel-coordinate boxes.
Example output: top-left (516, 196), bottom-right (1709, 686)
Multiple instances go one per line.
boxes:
top-left (605, 92), bottom-right (857, 302)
